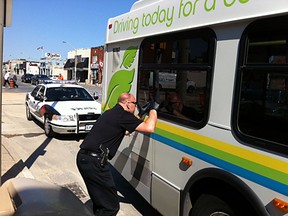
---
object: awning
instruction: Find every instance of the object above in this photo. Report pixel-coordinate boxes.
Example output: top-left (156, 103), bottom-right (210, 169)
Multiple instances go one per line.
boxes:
top-left (77, 58), bottom-right (88, 71)
top-left (64, 59), bottom-right (75, 70)
top-left (64, 58), bottom-right (88, 71)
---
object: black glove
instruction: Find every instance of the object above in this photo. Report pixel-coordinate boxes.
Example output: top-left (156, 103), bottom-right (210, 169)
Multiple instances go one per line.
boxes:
top-left (148, 101), bottom-right (159, 111)
top-left (138, 101), bottom-right (159, 118)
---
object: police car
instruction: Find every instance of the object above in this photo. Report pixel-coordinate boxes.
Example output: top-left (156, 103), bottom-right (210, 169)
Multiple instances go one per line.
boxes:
top-left (25, 81), bottom-right (101, 137)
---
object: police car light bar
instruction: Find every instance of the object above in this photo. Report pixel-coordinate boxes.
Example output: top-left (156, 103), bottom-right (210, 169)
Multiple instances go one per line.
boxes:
top-left (43, 80), bottom-right (78, 85)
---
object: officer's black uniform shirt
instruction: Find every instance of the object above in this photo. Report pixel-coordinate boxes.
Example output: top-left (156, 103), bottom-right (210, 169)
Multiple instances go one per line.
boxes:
top-left (80, 104), bottom-right (142, 160)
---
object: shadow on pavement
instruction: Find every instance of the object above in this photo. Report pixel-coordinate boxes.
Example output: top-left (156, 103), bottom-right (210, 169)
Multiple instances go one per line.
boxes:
top-left (1, 137), bottom-right (52, 184)
top-left (110, 165), bottom-right (162, 216)
top-left (82, 165), bottom-right (162, 216)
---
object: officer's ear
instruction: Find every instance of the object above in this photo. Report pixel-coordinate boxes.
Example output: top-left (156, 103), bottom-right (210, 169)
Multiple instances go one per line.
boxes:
top-left (125, 101), bottom-right (130, 110)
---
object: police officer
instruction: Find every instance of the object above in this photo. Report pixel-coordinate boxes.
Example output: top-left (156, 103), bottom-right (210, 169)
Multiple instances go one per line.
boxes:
top-left (76, 92), bottom-right (158, 216)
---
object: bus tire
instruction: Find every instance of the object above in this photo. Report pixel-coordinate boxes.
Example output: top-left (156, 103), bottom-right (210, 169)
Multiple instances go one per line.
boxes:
top-left (191, 194), bottom-right (236, 216)
top-left (182, 192), bottom-right (193, 216)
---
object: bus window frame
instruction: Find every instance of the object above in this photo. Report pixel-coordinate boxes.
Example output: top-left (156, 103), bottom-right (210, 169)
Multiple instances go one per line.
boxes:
top-left (137, 28), bottom-right (216, 129)
top-left (233, 15), bottom-right (288, 156)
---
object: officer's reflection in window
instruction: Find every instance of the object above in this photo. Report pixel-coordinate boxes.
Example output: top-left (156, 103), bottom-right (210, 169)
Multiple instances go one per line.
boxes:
top-left (160, 92), bottom-right (191, 120)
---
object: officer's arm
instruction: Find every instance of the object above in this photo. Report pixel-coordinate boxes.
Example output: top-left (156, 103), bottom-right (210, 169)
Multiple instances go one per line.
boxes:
top-left (135, 109), bottom-right (157, 134)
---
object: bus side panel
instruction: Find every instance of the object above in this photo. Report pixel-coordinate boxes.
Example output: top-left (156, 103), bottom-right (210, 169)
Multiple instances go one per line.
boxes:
top-left (153, 120), bottom-right (287, 214)
top-left (102, 41), bottom-right (141, 110)
top-left (111, 132), bottom-right (154, 202)
top-left (209, 24), bottom-right (245, 128)
top-left (151, 173), bottom-right (180, 216)
top-left (104, 40), bottom-right (156, 202)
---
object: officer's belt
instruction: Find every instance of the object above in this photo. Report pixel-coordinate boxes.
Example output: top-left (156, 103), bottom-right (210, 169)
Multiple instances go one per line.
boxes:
top-left (79, 149), bottom-right (100, 157)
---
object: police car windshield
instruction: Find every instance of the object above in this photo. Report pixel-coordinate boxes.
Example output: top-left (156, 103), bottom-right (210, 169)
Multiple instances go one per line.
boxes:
top-left (45, 87), bottom-right (94, 101)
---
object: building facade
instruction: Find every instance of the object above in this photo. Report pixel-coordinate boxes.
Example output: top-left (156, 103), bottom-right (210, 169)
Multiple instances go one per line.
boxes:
top-left (3, 46), bottom-right (104, 84)
top-left (64, 48), bottom-right (90, 82)
top-left (90, 46), bottom-right (104, 85)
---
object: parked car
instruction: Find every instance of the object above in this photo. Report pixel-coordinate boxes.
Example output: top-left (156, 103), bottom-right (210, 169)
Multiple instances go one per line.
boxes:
top-left (21, 73), bottom-right (34, 83)
top-left (31, 74), bottom-right (51, 85)
top-left (25, 82), bottom-right (101, 137)
top-left (149, 72), bottom-right (197, 93)
top-left (49, 74), bottom-right (59, 80)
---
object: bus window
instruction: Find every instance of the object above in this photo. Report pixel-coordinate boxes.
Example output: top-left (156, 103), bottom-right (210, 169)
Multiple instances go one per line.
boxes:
top-left (138, 29), bottom-right (215, 128)
top-left (235, 15), bottom-right (288, 155)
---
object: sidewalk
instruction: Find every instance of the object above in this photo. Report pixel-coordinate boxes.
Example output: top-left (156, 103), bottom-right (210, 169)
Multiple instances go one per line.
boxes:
top-left (1, 136), bottom-right (94, 216)
top-left (0, 90), bottom-right (95, 215)
top-left (2, 131), bottom-right (37, 181)
top-left (1, 140), bottom-right (22, 183)
top-left (1, 82), bottom-right (103, 185)
top-left (1, 92), bottom-right (34, 184)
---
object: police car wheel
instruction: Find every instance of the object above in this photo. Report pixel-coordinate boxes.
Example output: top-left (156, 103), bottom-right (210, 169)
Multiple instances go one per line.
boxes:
top-left (26, 104), bottom-right (33, 121)
top-left (44, 116), bottom-right (55, 138)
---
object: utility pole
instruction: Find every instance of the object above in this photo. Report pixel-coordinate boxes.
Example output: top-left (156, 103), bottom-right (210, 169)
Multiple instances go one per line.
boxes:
top-left (0, 0), bottom-right (12, 185)
top-left (62, 41), bottom-right (77, 82)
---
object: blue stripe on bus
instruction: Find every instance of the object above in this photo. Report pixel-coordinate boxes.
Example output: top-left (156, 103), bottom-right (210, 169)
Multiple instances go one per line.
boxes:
top-left (154, 133), bottom-right (288, 196)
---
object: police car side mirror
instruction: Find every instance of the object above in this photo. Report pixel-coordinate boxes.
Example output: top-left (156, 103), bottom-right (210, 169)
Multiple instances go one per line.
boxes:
top-left (35, 95), bottom-right (44, 102)
top-left (93, 92), bottom-right (99, 100)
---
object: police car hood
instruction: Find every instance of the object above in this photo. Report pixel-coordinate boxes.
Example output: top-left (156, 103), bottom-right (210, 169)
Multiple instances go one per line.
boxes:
top-left (46, 100), bottom-right (101, 115)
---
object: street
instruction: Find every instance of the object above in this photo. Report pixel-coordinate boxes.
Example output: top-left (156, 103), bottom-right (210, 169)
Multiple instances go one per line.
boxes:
top-left (1, 79), bottom-right (161, 216)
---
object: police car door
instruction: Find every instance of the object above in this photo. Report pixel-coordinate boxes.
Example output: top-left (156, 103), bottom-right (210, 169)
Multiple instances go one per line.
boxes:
top-left (29, 85), bottom-right (45, 119)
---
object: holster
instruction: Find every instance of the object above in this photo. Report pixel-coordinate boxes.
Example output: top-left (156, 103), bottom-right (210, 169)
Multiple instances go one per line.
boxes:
top-left (99, 144), bottom-right (109, 167)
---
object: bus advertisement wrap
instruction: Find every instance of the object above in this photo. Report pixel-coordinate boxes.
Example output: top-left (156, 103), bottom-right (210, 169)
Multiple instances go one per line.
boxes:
top-left (104, 1), bottom-right (288, 215)
top-left (108, 0), bottom-right (288, 43)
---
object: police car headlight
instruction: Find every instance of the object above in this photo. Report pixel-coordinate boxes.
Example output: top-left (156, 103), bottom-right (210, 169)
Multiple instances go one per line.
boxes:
top-left (52, 114), bottom-right (75, 122)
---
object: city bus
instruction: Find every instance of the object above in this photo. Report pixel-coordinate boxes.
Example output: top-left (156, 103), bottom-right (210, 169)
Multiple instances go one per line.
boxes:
top-left (102, 0), bottom-right (288, 215)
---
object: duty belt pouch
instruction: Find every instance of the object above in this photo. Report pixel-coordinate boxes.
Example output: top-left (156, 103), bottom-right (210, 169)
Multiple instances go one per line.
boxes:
top-left (99, 144), bottom-right (109, 167)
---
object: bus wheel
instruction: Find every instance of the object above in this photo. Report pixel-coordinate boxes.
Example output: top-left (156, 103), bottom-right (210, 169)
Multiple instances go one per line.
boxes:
top-left (191, 194), bottom-right (236, 216)
top-left (183, 192), bottom-right (193, 216)
top-left (44, 115), bottom-right (55, 138)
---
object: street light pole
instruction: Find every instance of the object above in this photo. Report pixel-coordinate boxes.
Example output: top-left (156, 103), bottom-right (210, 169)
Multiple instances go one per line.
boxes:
top-left (0, 0), bottom-right (12, 185)
top-left (62, 41), bottom-right (77, 82)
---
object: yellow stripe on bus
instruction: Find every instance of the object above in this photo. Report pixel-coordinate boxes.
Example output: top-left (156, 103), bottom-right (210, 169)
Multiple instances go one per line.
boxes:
top-left (156, 121), bottom-right (288, 174)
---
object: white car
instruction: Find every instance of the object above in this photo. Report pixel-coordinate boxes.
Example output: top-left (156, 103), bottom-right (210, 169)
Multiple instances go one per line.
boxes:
top-left (25, 83), bottom-right (101, 137)
top-left (49, 74), bottom-right (59, 80)
top-left (149, 72), bottom-right (196, 93)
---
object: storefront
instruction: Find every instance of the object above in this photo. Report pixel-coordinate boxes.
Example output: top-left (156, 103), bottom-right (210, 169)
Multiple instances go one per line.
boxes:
top-left (64, 57), bottom-right (88, 82)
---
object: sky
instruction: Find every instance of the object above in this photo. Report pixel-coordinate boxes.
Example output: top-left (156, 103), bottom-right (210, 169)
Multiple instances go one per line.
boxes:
top-left (3, 0), bottom-right (136, 62)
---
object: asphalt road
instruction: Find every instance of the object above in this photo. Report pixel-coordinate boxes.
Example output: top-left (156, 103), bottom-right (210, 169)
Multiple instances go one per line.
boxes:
top-left (1, 78), bottom-right (162, 216)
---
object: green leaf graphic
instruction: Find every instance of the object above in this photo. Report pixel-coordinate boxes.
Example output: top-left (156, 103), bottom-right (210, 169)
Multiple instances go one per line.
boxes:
top-left (104, 69), bottom-right (135, 111)
top-left (120, 46), bottom-right (138, 69)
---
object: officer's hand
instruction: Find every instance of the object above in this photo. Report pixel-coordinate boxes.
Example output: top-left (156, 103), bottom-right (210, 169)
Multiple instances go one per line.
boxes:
top-left (138, 102), bottom-right (149, 118)
top-left (138, 101), bottom-right (159, 118)
top-left (147, 101), bottom-right (159, 111)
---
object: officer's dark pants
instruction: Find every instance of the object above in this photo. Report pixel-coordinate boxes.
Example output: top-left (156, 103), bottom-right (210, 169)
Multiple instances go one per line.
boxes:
top-left (76, 151), bottom-right (120, 216)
